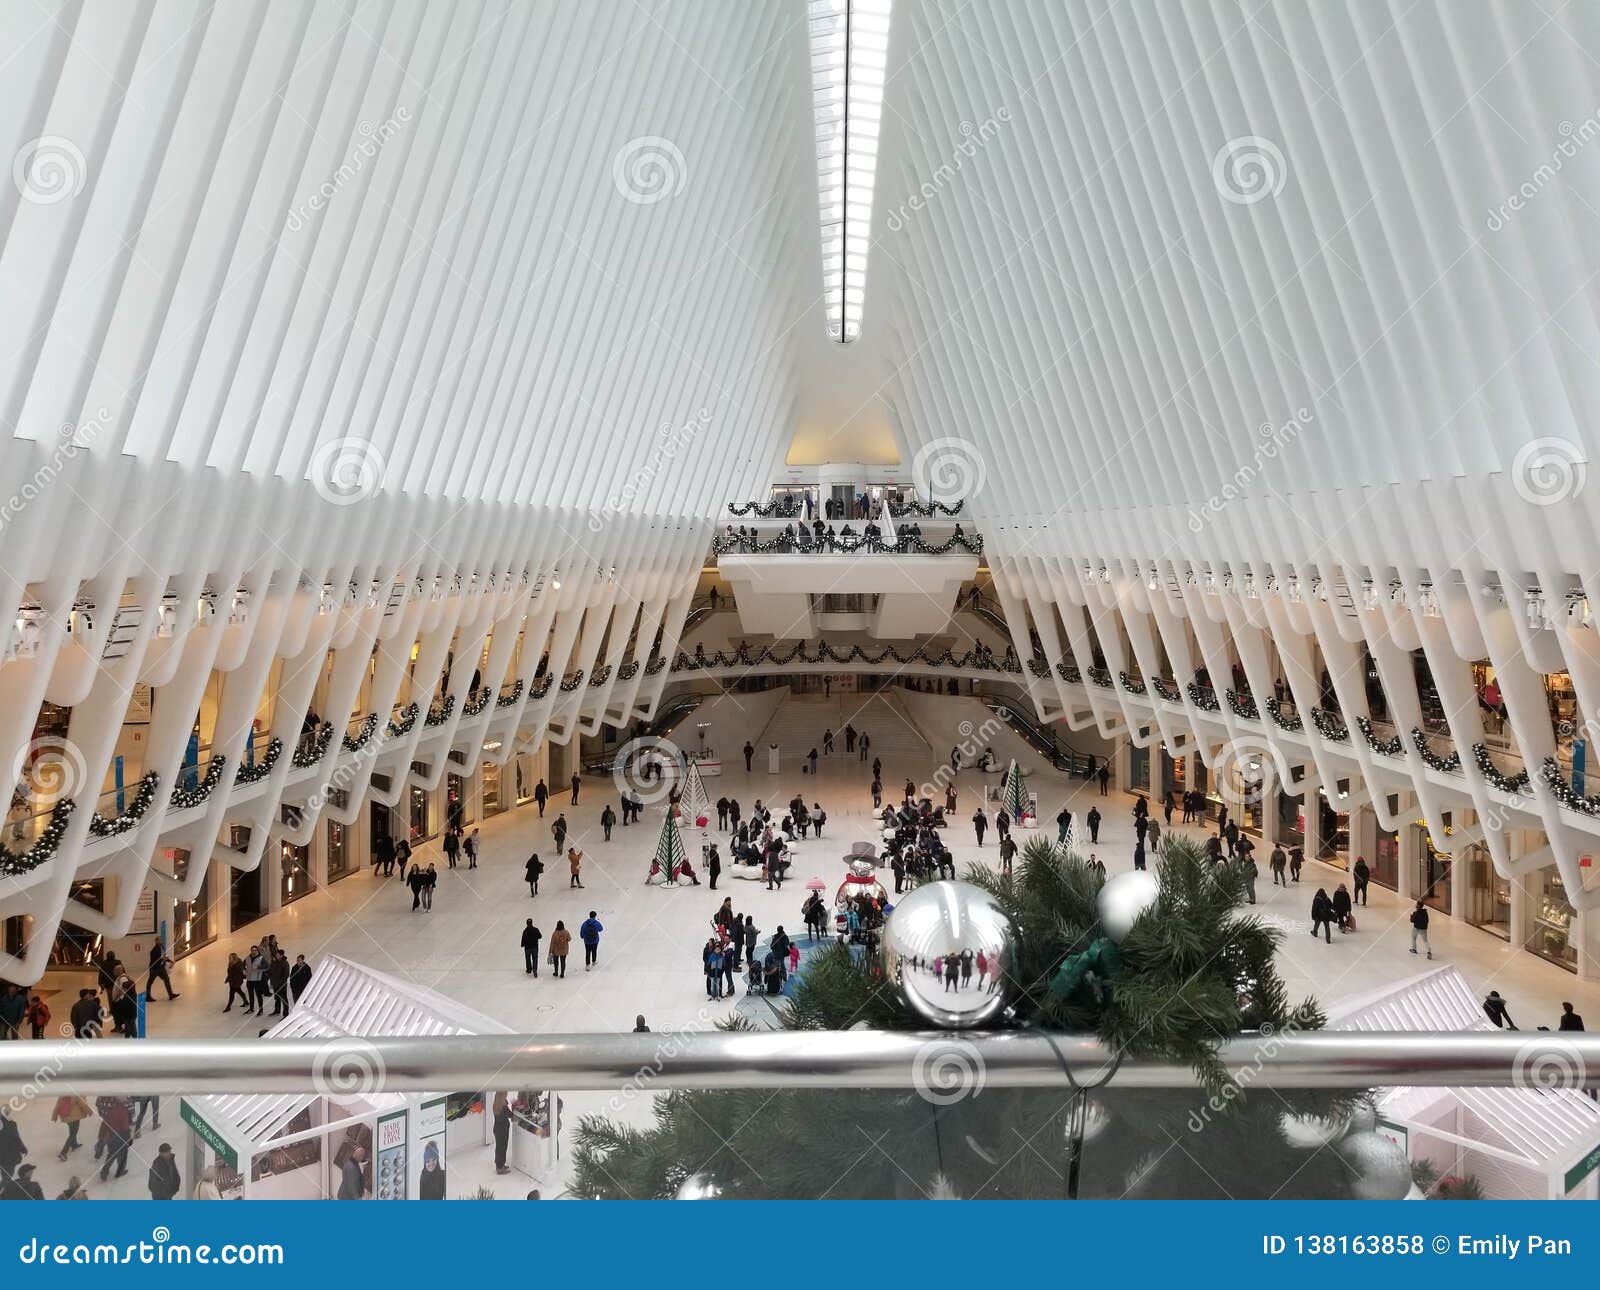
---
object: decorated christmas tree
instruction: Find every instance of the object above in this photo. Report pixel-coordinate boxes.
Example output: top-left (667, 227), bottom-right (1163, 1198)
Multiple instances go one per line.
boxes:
top-left (678, 759), bottom-right (712, 829)
top-left (571, 836), bottom-right (1408, 1200)
top-left (651, 809), bottom-right (687, 877)
top-left (1000, 757), bottom-right (1031, 823)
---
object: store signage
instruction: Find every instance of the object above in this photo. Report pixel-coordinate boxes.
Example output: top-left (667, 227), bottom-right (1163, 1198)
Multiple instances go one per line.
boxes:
top-left (180, 1099), bottom-right (238, 1169)
top-left (1565, 1142), bottom-right (1600, 1194)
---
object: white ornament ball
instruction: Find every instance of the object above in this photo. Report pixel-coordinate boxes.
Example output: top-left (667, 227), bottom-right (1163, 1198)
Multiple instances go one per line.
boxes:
top-left (1334, 1131), bottom-right (1412, 1200)
top-left (1096, 869), bottom-right (1160, 943)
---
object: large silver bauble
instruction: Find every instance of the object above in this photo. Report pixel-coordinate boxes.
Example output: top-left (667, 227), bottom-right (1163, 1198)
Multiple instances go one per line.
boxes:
top-left (674, 1171), bottom-right (723, 1200)
top-left (1334, 1131), bottom-right (1412, 1200)
top-left (880, 879), bottom-right (1018, 1028)
top-left (1096, 869), bottom-right (1159, 943)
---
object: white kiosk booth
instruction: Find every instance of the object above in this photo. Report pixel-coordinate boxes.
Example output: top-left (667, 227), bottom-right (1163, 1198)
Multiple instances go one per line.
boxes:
top-left (180, 955), bottom-right (559, 1199)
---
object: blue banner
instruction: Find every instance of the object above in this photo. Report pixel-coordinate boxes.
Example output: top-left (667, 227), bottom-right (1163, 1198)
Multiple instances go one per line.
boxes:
top-left (0, 1202), bottom-right (1593, 1285)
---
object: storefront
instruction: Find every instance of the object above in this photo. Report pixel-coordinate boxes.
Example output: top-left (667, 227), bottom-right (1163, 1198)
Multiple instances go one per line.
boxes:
top-left (1410, 819), bottom-right (1453, 915)
top-left (50, 878), bottom-right (105, 968)
top-left (1527, 869), bottom-right (1577, 972)
top-left (169, 848), bottom-right (214, 959)
top-left (1128, 742), bottom-right (1150, 793)
top-left (1161, 747), bottom-right (1185, 800)
top-left (408, 781), bottom-right (433, 844)
top-left (1461, 843), bottom-right (1510, 941)
top-left (481, 756), bottom-right (505, 817)
top-left (446, 773), bottom-right (468, 831)
top-left (229, 825), bottom-right (264, 930)
top-left (1317, 795), bottom-right (1349, 866)
top-left (279, 808), bottom-right (313, 907)
top-left (1370, 824), bottom-right (1399, 892)
top-left (325, 791), bottom-right (354, 883)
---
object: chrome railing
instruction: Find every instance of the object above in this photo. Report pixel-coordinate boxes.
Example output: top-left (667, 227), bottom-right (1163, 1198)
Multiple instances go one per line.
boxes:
top-left (0, 1030), bottom-right (1590, 1094)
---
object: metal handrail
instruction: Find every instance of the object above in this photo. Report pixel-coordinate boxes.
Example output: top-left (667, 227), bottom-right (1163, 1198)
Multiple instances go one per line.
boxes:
top-left (0, 1030), bottom-right (1591, 1095)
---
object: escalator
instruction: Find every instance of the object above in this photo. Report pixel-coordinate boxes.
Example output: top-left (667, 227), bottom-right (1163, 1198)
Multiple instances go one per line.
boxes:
top-left (981, 698), bottom-right (1097, 778)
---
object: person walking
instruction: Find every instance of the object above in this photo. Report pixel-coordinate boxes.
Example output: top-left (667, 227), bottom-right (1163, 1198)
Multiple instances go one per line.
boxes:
top-left (1056, 807), bottom-right (1072, 846)
top-left (860, 733), bottom-right (870, 762)
top-left (1408, 900), bottom-right (1433, 959)
top-left (807, 747), bottom-right (819, 775)
top-left (525, 852), bottom-right (543, 896)
top-left (871, 776), bottom-right (882, 809)
top-left (552, 813), bottom-right (568, 851)
top-left (824, 728), bottom-right (835, 756)
top-left (1162, 791), bottom-right (1174, 826)
top-left (98, 1098), bottom-right (132, 1182)
top-left (222, 954), bottom-right (248, 1012)
top-left (972, 807), bottom-right (987, 846)
top-left (520, 920), bottom-right (542, 975)
top-left (245, 946), bottom-right (268, 1014)
top-left (144, 938), bottom-right (179, 1002)
top-left (421, 862), bottom-right (437, 911)
top-left (1331, 883), bottom-right (1352, 932)
top-left (465, 828), bottom-right (479, 869)
top-left (442, 828), bottom-right (460, 869)
top-left (744, 741), bottom-right (755, 772)
top-left (1310, 889), bottom-right (1334, 944)
top-left (1352, 855), bottom-right (1370, 905)
top-left (408, 862), bottom-right (426, 911)
top-left (268, 950), bottom-right (291, 1015)
top-left (568, 845), bottom-right (585, 889)
top-left (600, 804), bottom-right (616, 841)
top-left (1239, 853), bottom-right (1258, 904)
top-left (534, 778), bottom-right (549, 817)
top-left (395, 834), bottom-right (412, 879)
top-left (579, 911), bottom-right (603, 970)
top-left (570, 771), bottom-right (582, 804)
top-left (1288, 845), bottom-right (1304, 883)
top-left (1269, 845), bottom-right (1287, 887)
top-left (492, 1094), bottom-right (512, 1175)
top-left (744, 917), bottom-right (759, 973)
top-left (999, 833), bottom-right (1017, 878)
top-left (1559, 1001), bottom-right (1585, 1031)
top-left (549, 922), bottom-right (571, 978)
top-left (1097, 763), bottom-right (1110, 796)
top-left (1482, 991), bottom-right (1516, 1029)
top-left (337, 1146), bottom-right (368, 1199)
top-left (51, 1096), bottom-right (91, 1160)
top-left (68, 989), bottom-right (102, 1039)
top-left (707, 844), bottom-right (722, 890)
top-left (1146, 818), bottom-right (1161, 854)
top-left (1086, 806), bottom-right (1102, 844)
top-left (25, 993), bottom-right (49, 1040)
top-left (289, 955), bottom-right (313, 1002)
top-left (375, 831), bottom-right (395, 877)
top-left (147, 1143), bottom-right (181, 1200)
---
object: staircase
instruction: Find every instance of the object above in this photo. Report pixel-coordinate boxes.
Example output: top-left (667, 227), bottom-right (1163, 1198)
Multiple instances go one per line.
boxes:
top-left (755, 690), bottom-right (938, 786)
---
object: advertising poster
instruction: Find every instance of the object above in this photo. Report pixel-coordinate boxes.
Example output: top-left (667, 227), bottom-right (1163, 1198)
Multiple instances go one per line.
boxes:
top-left (375, 1110), bottom-right (407, 1200)
top-left (413, 1097), bottom-right (447, 1200)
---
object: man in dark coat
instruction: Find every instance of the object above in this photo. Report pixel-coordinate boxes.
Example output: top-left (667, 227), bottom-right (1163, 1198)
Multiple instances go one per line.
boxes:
top-left (534, 778), bottom-right (549, 816)
top-left (524, 852), bottom-right (543, 897)
top-left (520, 919), bottom-right (542, 975)
top-left (289, 955), bottom-right (313, 1001)
top-left (147, 1143), bottom-right (181, 1200)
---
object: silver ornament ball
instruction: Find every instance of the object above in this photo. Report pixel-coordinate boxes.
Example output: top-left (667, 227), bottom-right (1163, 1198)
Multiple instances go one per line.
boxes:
top-left (1096, 869), bottom-right (1159, 943)
top-left (880, 879), bottom-right (1018, 1028)
top-left (1334, 1131), bottom-right (1412, 1200)
top-left (674, 1171), bottom-right (723, 1200)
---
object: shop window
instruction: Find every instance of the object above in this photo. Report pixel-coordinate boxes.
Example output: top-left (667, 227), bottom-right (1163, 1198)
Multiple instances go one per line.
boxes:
top-left (1462, 844), bottom-right (1509, 941)
top-left (1527, 870), bottom-right (1577, 972)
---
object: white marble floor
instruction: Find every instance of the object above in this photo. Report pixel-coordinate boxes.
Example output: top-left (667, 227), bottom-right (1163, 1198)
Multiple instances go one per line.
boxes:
top-left (7, 690), bottom-right (1598, 1198)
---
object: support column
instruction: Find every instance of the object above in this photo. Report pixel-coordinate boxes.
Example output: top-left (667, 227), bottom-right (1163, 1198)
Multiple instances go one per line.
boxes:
top-left (1396, 796), bottom-right (1419, 901)
top-left (1507, 831), bottom-right (1529, 950)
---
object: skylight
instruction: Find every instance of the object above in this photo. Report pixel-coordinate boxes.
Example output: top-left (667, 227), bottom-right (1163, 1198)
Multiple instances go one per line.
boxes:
top-left (809, 0), bottom-right (893, 344)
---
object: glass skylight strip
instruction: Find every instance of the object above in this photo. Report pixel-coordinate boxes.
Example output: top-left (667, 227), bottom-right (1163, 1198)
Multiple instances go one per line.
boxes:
top-left (808, 0), bottom-right (893, 343)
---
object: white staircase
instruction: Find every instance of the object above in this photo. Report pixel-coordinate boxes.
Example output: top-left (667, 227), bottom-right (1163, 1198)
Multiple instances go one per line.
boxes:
top-left (756, 690), bottom-right (938, 787)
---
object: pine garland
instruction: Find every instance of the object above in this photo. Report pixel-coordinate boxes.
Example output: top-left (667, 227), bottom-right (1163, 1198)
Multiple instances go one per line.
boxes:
top-left (570, 837), bottom-right (1359, 1201)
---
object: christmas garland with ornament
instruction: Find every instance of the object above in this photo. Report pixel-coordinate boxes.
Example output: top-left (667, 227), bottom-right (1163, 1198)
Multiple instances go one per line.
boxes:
top-left (496, 680), bottom-right (525, 708)
top-left (530, 675), bottom-right (554, 698)
top-left (1540, 758), bottom-right (1600, 816)
top-left (569, 837), bottom-right (1412, 1201)
top-left (1226, 688), bottom-right (1259, 720)
top-left (233, 738), bottom-right (283, 785)
top-left (1473, 743), bottom-right (1529, 795)
top-left (712, 529), bottom-right (983, 557)
top-left (461, 688), bottom-right (491, 718)
top-left (1265, 697), bottom-right (1303, 732)
top-left (424, 694), bottom-right (456, 727)
top-left (1056, 660), bottom-right (1081, 683)
top-left (291, 723), bottom-right (334, 768)
top-left (1410, 728), bottom-right (1461, 774)
top-left (1028, 656), bottom-right (1052, 679)
top-left (385, 703), bottom-right (419, 738)
top-left (1086, 666), bottom-right (1113, 689)
top-left (1355, 716), bottom-right (1403, 757)
top-left (559, 670), bottom-right (586, 693)
top-left (88, 771), bottom-right (160, 838)
top-left (0, 800), bottom-right (74, 876)
top-left (1119, 671), bottom-right (1146, 695)
top-left (1186, 681), bottom-right (1221, 711)
top-left (341, 715), bottom-right (378, 752)
top-left (617, 660), bottom-right (640, 682)
top-left (169, 757), bottom-right (225, 810)
top-left (588, 664), bottom-right (613, 688)
top-left (1310, 707), bottom-right (1349, 741)
top-left (1150, 676), bottom-right (1181, 703)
